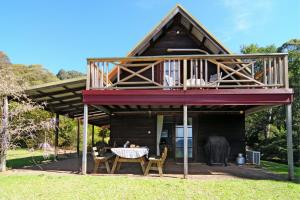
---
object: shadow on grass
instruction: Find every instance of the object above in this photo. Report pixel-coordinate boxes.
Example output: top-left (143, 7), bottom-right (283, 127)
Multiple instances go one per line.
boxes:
top-left (7, 155), bottom-right (55, 169)
top-left (261, 160), bottom-right (300, 183)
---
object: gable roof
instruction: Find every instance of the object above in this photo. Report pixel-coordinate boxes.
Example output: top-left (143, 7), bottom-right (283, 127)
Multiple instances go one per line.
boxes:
top-left (108, 4), bottom-right (233, 79)
top-left (126, 4), bottom-right (233, 57)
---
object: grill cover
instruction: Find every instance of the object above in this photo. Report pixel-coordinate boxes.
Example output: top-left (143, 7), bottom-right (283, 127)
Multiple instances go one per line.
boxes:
top-left (204, 136), bottom-right (230, 166)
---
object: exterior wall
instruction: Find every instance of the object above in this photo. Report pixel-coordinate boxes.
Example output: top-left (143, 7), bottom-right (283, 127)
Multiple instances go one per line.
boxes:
top-left (117, 16), bottom-right (217, 87)
top-left (109, 112), bottom-right (245, 162)
top-left (141, 23), bottom-right (202, 56)
top-left (110, 114), bottom-right (157, 155)
top-left (196, 113), bottom-right (245, 162)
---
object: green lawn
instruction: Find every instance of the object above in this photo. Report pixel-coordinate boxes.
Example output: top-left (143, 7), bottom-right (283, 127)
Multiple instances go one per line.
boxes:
top-left (6, 149), bottom-right (54, 169)
top-left (0, 174), bottom-right (299, 200)
top-left (261, 160), bottom-right (300, 178)
top-left (2, 150), bottom-right (300, 199)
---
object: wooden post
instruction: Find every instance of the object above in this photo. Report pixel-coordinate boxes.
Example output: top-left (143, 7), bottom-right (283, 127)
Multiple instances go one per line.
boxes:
top-left (0, 96), bottom-right (9, 172)
top-left (86, 62), bottom-right (90, 90)
top-left (183, 59), bottom-right (187, 90)
top-left (77, 119), bottom-right (80, 157)
top-left (82, 104), bottom-right (88, 175)
top-left (284, 55), bottom-right (289, 88)
top-left (286, 104), bottom-right (294, 180)
top-left (54, 113), bottom-right (59, 160)
top-left (92, 125), bottom-right (95, 147)
top-left (183, 105), bottom-right (188, 178)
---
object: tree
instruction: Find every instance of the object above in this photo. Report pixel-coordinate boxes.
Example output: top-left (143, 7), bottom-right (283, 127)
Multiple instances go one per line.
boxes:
top-left (0, 51), bottom-right (11, 65)
top-left (12, 64), bottom-right (58, 86)
top-left (279, 39), bottom-right (300, 166)
top-left (0, 52), bottom-right (50, 172)
top-left (242, 40), bottom-right (300, 164)
top-left (242, 44), bottom-right (278, 142)
top-left (56, 69), bottom-right (85, 80)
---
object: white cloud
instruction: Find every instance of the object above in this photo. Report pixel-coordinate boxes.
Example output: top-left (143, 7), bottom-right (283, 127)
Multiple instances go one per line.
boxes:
top-left (219, 0), bottom-right (272, 32)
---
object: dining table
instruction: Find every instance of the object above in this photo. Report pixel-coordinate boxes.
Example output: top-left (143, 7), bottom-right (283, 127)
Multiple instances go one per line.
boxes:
top-left (110, 147), bottom-right (149, 174)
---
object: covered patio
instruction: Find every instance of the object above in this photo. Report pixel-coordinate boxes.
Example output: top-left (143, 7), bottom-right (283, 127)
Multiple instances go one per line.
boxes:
top-left (23, 156), bottom-right (285, 181)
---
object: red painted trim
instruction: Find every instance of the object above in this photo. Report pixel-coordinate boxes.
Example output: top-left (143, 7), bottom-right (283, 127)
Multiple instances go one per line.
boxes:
top-left (82, 89), bottom-right (293, 106)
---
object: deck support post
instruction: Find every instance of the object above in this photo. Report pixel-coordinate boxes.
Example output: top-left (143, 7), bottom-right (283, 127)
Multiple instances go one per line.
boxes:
top-left (82, 104), bottom-right (88, 175)
top-left (77, 119), bottom-right (80, 157)
top-left (183, 105), bottom-right (188, 178)
top-left (54, 113), bottom-right (59, 160)
top-left (92, 125), bottom-right (95, 147)
top-left (286, 104), bottom-right (294, 180)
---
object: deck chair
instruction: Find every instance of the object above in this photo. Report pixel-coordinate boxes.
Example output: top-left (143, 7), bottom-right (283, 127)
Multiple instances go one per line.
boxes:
top-left (208, 72), bottom-right (223, 87)
top-left (144, 146), bottom-right (168, 177)
top-left (92, 147), bottom-right (113, 174)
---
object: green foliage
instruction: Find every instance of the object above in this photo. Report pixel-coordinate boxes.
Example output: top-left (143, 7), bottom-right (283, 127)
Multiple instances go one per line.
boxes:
top-left (57, 116), bottom-right (78, 149)
top-left (12, 64), bottom-right (58, 86)
top-left (97, 127), bottom-right (110, 145)
top-left (56, 69), bottom-right (85, 80)
top-left (240, 44), bottom-right (278, 54)
top-left (242, 40), bottom-right (300, 165)
top-left (278, 39), bottom-right (300, 52)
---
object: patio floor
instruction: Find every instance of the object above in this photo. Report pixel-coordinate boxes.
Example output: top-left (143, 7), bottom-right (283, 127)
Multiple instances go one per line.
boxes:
top-left (21, 155), bottom-right (286, 180)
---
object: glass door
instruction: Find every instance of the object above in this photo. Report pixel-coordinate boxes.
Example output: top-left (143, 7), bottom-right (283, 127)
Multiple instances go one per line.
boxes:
top-left (163, 60), bottom-right (180, 87)
top-left (175, 125), bottom-right (193, 159)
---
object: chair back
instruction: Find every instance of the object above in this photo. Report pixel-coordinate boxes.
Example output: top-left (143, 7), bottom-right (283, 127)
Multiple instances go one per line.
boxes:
top-left (92, 147), bottom-right (99, 160)
top-left (161, 146), bottom-right (168, 165)
top-left (209, 72), bottom-right (223, 86)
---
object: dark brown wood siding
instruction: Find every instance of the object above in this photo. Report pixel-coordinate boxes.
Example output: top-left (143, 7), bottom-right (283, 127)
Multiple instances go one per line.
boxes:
top-left (196, 113), bottom-right (245, 162)
top-left (109, 113), bottom-right (245, 162)
top-left (117, 15), bottom-right (217, 87)
top-left (110, 114), bottom-right (157, 155)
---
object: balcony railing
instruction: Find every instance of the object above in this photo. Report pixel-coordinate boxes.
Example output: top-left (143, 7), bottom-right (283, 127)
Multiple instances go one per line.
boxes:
top-left (86, 53), bottom-right (289, 90)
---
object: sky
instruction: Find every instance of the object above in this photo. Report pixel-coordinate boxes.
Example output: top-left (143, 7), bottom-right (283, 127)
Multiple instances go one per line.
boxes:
top-left (1, 0), bottom-right (299, 74)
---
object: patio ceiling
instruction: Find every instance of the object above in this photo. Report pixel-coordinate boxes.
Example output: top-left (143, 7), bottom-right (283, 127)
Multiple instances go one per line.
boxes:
top-left (25, 77), bottom-right (110, 126)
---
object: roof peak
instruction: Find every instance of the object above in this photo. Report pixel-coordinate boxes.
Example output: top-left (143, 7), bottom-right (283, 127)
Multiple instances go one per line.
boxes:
top-left (126, 4), bottom-right (233, 57)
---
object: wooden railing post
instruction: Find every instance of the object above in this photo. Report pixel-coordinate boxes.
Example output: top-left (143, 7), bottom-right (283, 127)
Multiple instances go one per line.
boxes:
top-left (263, 58), bottom-right (267, 85)
top-left (117, 65), bottom-right (120, 83)
top-left (106, 62), bottom-right (109, 87)
top-left (205, 60), bottom-right (208, 84)
top-left (183, 59), bottom-right (187, 90)
top-left (284, 55), bottom-right (289, 88)
top-left (86, 61), bottom-right (91, 90)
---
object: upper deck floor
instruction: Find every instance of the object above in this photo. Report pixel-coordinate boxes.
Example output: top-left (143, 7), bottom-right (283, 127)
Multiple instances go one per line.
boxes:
top-left (86, 53), bottom-right (290, 91)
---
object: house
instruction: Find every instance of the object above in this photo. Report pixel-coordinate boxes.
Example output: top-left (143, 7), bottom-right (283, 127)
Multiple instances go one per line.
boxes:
top-left (27, 5), bottom-right (294, 179)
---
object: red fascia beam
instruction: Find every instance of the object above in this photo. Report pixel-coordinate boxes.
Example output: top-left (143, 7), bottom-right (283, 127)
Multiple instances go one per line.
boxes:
top-left (82, 89), bottom-right (293, 106)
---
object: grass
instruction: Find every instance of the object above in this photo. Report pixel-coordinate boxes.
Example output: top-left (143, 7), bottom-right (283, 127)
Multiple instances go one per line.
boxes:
top-left (261, 160), bottom-right (300, 178)
top-left (6, 149), bottom-right (54, 169)
top-left (2, 150), bottom-right (300, 199)
top-left (0, 174), bottom-right (299, 200)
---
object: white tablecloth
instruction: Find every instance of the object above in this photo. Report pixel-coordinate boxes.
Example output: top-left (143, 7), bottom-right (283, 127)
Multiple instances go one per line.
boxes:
top-left (111, 147), bottom-right (149, 159)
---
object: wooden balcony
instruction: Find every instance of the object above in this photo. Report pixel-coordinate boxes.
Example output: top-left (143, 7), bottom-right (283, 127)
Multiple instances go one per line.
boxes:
top-left (86, 53), bottom-right (289, 90)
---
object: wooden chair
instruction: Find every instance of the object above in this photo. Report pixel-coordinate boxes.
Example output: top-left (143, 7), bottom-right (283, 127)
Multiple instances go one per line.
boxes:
top-left (144, 147), bottom-right (168, 177)
top-left (92, 147), bottom-right (113, 174)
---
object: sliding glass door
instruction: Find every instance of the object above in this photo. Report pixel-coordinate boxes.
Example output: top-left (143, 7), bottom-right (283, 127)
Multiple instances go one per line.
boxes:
top-left (175, 125), bottom-right (193, 159)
